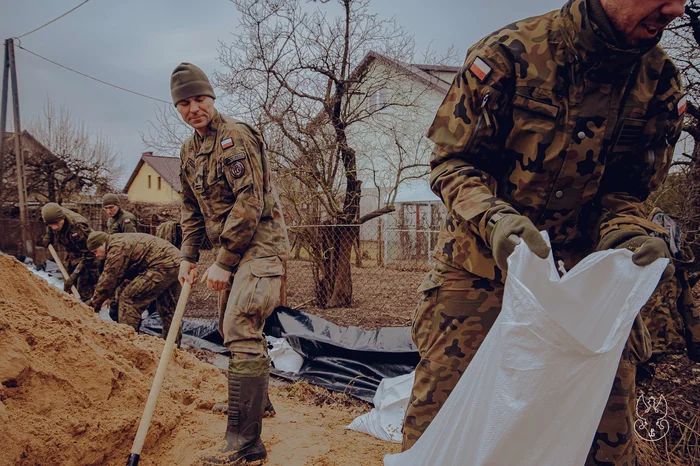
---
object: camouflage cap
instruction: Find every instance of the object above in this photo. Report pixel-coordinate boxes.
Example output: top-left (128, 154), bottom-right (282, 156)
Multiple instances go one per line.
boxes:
top-left (87, 231), bottom-right (109, 251)
top-left (170, 63), bottom-right (215, 105)
top-left (102, 193), bottom-right (120, 207)
top-left (41, 202), bottom-right (65, 224)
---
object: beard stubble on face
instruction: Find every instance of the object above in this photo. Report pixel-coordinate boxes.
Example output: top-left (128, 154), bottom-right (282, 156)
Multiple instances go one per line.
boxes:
top-left (603, 0), bottom-right (679, 47)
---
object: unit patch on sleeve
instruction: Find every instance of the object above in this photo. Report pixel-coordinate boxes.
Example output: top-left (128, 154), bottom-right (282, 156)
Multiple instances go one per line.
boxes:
top-left (468, 56), bottom-right (492, 82)
top-left (221, 137), bottom-right (234, 149)
top-left (230, 161), bottom-right (245, 178)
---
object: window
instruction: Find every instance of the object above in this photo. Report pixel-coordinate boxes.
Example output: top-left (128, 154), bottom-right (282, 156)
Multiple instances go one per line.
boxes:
top-left (148, 175), bottom-right (151, 189)
top-left (368, 90), bottom-right (386, 112)
top-left (158, 176), bottom-right (162, 190)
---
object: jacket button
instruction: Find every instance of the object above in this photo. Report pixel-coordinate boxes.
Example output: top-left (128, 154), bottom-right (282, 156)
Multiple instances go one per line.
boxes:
top-left (577, 131), bottom-right (586, 140)
top-left (555, 190), bottom-right (564, 199)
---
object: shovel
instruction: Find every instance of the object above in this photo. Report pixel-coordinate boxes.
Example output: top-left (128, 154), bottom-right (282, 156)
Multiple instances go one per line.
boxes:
top-left (126, 280), bottom-right (192, 466)
top-left (47, 244), bottom-right (82, 300)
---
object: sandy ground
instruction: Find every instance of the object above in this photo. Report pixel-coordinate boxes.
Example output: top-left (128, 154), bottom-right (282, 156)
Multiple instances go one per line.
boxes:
top-left (0, 254), bottom-right (398, 466)
top-left (5, 252), bottom-right (699, 465)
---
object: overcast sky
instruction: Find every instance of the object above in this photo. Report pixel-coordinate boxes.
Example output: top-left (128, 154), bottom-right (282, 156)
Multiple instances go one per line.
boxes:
top-left (0, 0), bottom-right (563, 187)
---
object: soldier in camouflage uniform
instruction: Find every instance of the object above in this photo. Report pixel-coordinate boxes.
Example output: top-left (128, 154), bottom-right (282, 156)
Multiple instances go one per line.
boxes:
top-left (171, 63), bottom-right (289, 464)
top-left (402, 1), bottom-right (687, 464)
top-left (101, 193), bottom-right (138, 321)
top-left (155, 220), bottom-right (182, 248)
top-left (86, 231), bottom-right (182, 343)
top-left (40, 202), bottom-right (100, 301)
top-left (102, 193), bottom-right (137, 234)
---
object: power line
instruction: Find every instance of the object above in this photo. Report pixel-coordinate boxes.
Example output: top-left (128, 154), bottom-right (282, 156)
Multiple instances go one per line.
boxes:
top-left (16, 44), bottom-right (172, 104)
top-left (16, 0), bottom-right (93, 39)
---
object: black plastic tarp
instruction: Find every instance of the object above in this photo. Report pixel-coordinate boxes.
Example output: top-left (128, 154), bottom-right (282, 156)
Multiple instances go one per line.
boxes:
top-left (137, 306), bottom-right (419, 402)
top-left (140, 313), bottom-right (230, 355)
top-left (264, 307), bottom-right (419, 402)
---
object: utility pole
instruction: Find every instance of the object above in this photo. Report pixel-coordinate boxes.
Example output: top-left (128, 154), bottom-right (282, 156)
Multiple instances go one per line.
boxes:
top-left (2, 38), bottom-right (32, 258)
top-left (0, 40), bottom-right (9, 205)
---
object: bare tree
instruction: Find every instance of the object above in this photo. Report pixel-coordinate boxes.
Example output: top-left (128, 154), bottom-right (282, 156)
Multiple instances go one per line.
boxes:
top-left (217, 0), bottom-right (440, 307)
top-left (28, 100), bottom-right (122, 202)
top-left (657, 2), bottom-right (700, 265)
top-left (141, 104), bottom-right (191, 155)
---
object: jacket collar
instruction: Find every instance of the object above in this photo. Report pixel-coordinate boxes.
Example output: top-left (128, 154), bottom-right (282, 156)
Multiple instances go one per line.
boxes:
top-left (193, 110), bottom-right (223, 155)
top-left (558, 0), bottom-right (659, 76)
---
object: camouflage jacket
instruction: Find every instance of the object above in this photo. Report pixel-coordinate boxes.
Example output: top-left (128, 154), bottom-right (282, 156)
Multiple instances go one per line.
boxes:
top-left (428, 0), bottom-right (685, 281)
top-left (106, 208), bottom-right (137, 234)
top-left (179, 111), bottom-right (289, 272)
top-left (41, 207), bottom-right (94, 267)
top-left (91, 232), bottom-right (181, 308)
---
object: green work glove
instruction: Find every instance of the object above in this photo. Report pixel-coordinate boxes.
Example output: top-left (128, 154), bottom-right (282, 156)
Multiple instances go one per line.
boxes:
top-left (617, 235), bottom-right (674, 283)
top-left (489, 213), bottom-right (551, 272)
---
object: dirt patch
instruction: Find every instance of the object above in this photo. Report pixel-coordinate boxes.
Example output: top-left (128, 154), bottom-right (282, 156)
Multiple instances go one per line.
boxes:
top-left (637, 354), bottom-right (700, 466)
top-left (0, 254), bottom-right (398, 466)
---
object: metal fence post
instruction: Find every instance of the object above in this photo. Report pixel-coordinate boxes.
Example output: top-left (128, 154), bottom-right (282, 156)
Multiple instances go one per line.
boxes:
top-left (428, 229), bottom-right (432, 263)
top-left (377, 218), bottom-right (384, 267)
top-left (382, 221), bottom-right (388, 267)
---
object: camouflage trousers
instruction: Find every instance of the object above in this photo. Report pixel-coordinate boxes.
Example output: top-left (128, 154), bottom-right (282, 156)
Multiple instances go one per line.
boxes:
top-left (641, 270), bottom-right (700, 360)
top-left (119, 267), bottom-right (181, 343)
top-left (218, 256), bottom-right (284, 368)
top-left (402, 261), bottom-right (649, 465)
top-left (67, 258), bottom-right (100, 302)
top-left (640, 276), bottom-right (686, 356)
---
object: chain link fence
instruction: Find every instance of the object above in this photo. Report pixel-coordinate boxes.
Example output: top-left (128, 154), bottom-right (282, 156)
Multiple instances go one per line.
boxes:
top-left (285, 222), bottom-right (439, 325)
top-left (0, 204), bottom-right (443, 326)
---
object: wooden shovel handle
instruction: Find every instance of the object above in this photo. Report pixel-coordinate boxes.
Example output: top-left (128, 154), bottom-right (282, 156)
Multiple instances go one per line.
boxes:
top-left (47, 244), bottom-right (81, 300)
top-left (126, 281), bottom-right (192, 466)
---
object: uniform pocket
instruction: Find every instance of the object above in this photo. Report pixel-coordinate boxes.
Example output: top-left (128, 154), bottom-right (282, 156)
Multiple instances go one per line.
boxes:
top-left (512, 93), bottom-right (559, 119)
top-left (626, 313), bottom-right (652, 364)
top-left (249, 256), bottom-right (285, 277)
top-left (506, 93), bottom-right (559, 158)
top-left (411, 271), bottom-right (445, 346)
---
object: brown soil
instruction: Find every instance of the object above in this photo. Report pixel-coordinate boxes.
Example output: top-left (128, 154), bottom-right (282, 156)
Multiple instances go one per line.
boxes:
top-left (637, 354), bottom-right (700, 465)
top-left (5, 250), bottom-right (697, 465)
top-left (0, 254), bottom-right (399, 466)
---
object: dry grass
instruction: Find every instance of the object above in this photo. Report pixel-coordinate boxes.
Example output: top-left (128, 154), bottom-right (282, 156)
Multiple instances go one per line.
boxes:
top-left (637, 354), bottom-right (700, 466)
top-left (186, 251), bottom-right (423, 329)
top-left (280, 381), bottom-right (369, 413)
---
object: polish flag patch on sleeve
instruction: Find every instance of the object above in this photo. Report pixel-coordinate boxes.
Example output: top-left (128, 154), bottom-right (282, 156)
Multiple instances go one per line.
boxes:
top-left (677, 95), bottom-right (687, 117)
top-left (468, 56), bottom-right (492, 82)
top-left (221, 137), bottom-right (234, 149)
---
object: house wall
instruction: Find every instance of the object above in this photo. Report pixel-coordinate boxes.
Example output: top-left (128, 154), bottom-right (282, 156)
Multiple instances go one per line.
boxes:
top-left (347, 60), bottom-right (452, 197)
top-left (126, 163), bottom-right (180, 204)
top-left (432, 70), bottom-right (457, 85)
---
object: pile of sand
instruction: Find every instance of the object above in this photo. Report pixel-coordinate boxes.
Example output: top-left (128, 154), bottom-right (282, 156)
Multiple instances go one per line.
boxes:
top-left (0, 254), bottom-right (397, 465)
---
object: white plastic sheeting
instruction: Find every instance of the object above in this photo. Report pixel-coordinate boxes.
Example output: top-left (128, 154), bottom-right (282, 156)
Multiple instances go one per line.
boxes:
top-left (347, 371), bottom-right (415, 442)
top-left (267, 335), bottom-right (304, 373)
top-left (385, 233), bottom-right (666, 466)
top-left (25, 261), bottom-right (64, 290)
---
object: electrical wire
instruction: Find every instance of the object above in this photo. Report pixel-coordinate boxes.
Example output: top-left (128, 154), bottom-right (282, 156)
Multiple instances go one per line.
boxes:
top-left (16, 0), bottom-right (93, 39)
top-left (16, 44), bottom-right (172, 104)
